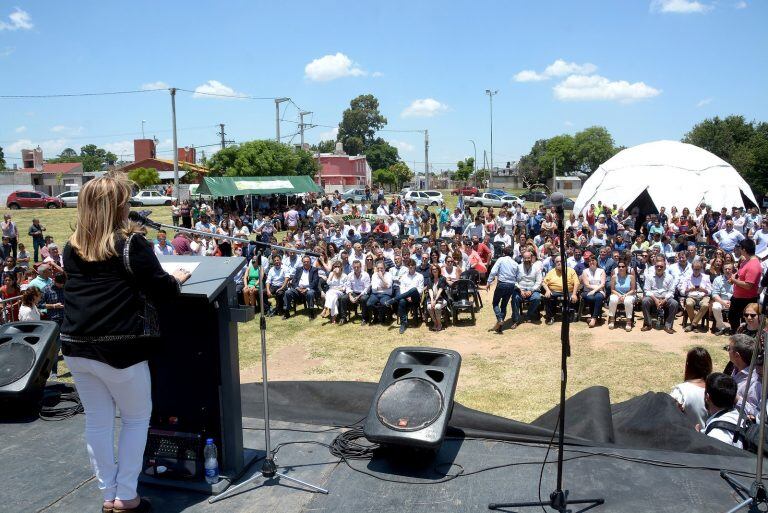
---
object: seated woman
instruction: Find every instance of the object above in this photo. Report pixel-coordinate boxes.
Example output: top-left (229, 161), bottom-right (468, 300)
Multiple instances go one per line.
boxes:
top-left (608, 257), bottom-right (636, 331)
top-left (425, 264), bottom-right (448, 331)
top-left (242, 255), bottom-right (261, 308)
top-left (580, 256), bottom-right (606, 328)
top-left (669, 347), bottom-right (712, 426)
top-left (321, 261), bottom-right (347, 324)
top-left (18, 286), bottom-right (41, 321)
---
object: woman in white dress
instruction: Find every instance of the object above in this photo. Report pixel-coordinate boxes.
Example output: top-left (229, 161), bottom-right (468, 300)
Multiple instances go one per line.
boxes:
top-left (669, 347), bottom-right (712, 426)
top-left (321, 261), bottom-right (347, 324)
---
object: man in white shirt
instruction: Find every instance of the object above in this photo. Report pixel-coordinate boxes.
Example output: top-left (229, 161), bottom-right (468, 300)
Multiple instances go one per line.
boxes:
top-left (386, 258), bottom-right (424, 334)
top-left (641, 257), bottom-right (679, 334)
top-left (700, 373), bottom-right (744, 449)
top-left (678, 260), bottom-right (711, 332)
top-left (493, 226), bottom-right (512, 247)
top-left (343, 260), bottom-right (371, 324)
top-left (388, 254), bottom-right (407, 295)
top-left (376, 200), bottom-right (390, 216)
top-left (366, 261), bottom-right (393, 323)
top-left (514, 250), bottom-right (543, 325)
top-left (266, 255), bottom-right (290, 316)
top-left (754, 218), bottom-right (768, 255)
top-left (713, 217), bottom-right (745, 253)
top-left (387, 216), bottom-right (400, 237)
top-left (668, 251), bottom-right (692, 289)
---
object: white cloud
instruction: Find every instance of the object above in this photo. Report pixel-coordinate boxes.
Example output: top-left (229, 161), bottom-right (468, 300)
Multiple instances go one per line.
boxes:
top-left (14, 126), bottom-right (26, 133)
top-left (371, 71), bottom-right (384, 78)
top-left (141, 81), bottom-right (168, 90)
top-left (514, 59), bottom-right (597, 82)
top-left (401, 98), bottom-right (449, 118)
top-left (391, 140), bottom-right (415, 152)
top-left (0, 46), bottom-right (14, 57)
top-left (101, 140), bottom-right (135, 156)
top-left (735, 0), bottom-right (747, 8)
top-left (0, 8), bottom-right (33, 31)
top-left (544, 59), bottom-right (597, 77)
top-left (696, 97), bottom-right (713, 107)
top-left (650, 0), bottom-right (712, 13)
top-left (6, 138), bottom-right (69, 157)
top-left (304, 53), bottom-right (366, 82)
top-left (513, 70), bottom-right (548, 82)
top-left (553, 74), bottom-right (661, 102)
top-left (192, 80), bottom-right (246, 99)
top-left (319, 127), bottom-right (339, 141)
top-left (50, 125), bottom-right (84, 135)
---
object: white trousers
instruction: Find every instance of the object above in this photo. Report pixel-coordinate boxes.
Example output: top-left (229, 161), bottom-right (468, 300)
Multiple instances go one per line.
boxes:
top-left (64, 356), bottom-right (152, 502)
top-left (324, 289), bottom-right (345, 316)
top-left (608, 294), bottom-right (635, 317)
top-left (712, 301), bottom-right (727, 329)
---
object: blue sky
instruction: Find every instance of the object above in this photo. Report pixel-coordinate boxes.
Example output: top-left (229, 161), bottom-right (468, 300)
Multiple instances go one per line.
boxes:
top-left (1, 0), bottom-right (765, 171)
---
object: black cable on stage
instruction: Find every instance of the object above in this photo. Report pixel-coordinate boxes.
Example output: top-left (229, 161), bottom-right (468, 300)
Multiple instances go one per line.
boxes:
top-left (537, 415), bottom-right (560, 513)
top-left (39, 390), bottom-right (84, 421)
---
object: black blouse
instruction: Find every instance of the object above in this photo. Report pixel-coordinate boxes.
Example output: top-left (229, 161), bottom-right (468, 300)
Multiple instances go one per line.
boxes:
top-left (61, 233), bottom-right (180, 369)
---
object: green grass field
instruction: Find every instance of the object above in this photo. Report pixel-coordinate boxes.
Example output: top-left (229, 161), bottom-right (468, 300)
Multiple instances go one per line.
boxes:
top-left (13, 197), bottom-right (728, 423)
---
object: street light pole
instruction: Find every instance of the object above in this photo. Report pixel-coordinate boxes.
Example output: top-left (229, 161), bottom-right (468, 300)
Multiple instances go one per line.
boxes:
top-left (469, 139), bottom-right (477, 176)
top-left (485, 89), bottom-right (498, 190)
top-left (141, 120), bottom-right (146, 140)
top-left (275, 97), bottom-right (289, 142)
top-left (424, 130), bottom-right (429, 189)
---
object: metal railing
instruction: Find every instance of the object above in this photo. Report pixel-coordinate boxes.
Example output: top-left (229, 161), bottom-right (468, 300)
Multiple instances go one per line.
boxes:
top-left (0, 294), bottom-right (23, 324)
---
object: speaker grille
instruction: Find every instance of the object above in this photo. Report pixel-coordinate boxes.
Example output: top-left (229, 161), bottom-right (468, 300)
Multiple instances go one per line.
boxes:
top-left (0, 341), bottom-right (35, 387)
top-left (376, 377), bottom-right (443, 432)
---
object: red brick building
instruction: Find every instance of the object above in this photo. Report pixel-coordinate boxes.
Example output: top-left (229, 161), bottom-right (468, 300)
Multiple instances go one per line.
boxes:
top-left (118, 139), bottom-right (207, 182)
top-left (314, 145), bottom-right (371, 191)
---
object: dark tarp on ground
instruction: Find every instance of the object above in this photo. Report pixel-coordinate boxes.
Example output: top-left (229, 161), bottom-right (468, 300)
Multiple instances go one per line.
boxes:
top-left (196, 175), bottom-right (322, 197)
top-left (240, 381), bottom-right (747, 457)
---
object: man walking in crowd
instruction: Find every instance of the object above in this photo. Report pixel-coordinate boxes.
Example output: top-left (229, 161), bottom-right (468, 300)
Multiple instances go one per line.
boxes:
top-left (486, 246), bottom-right (520, 334)
top-left (28, 218), bottom-right (46, 263)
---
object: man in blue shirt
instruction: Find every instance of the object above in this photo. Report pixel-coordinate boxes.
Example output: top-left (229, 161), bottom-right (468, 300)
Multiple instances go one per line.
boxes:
top-left (486, 246), bottom-right (520, 334)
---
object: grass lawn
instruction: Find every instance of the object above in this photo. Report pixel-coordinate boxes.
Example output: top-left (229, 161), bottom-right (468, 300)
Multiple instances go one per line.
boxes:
top-left (12, 197), bottom-right (727, 423)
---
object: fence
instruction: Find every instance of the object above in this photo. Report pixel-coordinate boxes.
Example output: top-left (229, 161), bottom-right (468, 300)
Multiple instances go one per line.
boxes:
top-left (0, 294), bottom-right (23, 324)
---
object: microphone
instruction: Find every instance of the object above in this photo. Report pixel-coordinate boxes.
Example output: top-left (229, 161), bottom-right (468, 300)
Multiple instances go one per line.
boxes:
top-left (549, 192), bottom-right (564, 209)
top-left (128, 210), bottom-right (162, 230)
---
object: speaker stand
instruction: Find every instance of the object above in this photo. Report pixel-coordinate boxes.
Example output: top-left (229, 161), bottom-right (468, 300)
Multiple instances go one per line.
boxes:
top-left (209, 250), bottom-right (328, 504)
top-left (488, 199), bottom-right (604, 513)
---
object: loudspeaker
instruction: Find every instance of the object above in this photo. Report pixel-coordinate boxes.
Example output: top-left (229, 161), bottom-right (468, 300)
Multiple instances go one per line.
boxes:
top-left (364, 346), bottom-right (461, 450)
top-left (0, 321), bottom-right (60, 406)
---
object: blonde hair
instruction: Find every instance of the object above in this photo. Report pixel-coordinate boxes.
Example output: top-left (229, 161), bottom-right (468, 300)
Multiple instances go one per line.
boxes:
top-left (69, 172), bottom-right (142, 262)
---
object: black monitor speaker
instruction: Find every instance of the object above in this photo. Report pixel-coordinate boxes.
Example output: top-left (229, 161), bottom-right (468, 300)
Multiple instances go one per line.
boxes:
top-left (0, 321), bottom-right (60, 408)
top-left (364, 346), bottom-right (461, 450)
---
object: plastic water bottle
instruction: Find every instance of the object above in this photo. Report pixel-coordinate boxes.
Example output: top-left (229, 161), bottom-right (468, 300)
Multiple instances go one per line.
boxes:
top-left (204, 438), bottom-right (219, 484)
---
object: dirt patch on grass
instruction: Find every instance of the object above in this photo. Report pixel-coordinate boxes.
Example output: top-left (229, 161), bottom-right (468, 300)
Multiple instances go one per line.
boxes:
top-left (240, 343), bottom-right (325, 382)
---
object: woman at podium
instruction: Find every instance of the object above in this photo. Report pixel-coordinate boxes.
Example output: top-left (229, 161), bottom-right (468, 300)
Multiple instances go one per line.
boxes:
top-left (61, 173), bottom-right (191, 513)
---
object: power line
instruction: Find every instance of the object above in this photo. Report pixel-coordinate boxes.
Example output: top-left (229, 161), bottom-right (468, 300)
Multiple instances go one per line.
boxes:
top-left (0, 88), bottom-right (167, 99)
top-left (175, 88), bottom-right (276, 100)
top-left (0, 124), bottom-right (220, 145)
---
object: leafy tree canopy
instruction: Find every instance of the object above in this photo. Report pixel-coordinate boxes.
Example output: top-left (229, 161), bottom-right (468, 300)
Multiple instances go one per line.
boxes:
top-left (128, 167), bottom-right (160, 189)
top-left (206, 139), bottom-right (319, 178)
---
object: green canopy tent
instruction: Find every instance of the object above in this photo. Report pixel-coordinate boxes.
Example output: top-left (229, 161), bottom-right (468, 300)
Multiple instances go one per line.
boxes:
top-left (196, 175), bottom-right (322, 197)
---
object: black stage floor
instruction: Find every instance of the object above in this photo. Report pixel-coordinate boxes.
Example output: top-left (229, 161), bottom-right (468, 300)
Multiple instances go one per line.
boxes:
top-left (1, 382), bottom-right (760, 513)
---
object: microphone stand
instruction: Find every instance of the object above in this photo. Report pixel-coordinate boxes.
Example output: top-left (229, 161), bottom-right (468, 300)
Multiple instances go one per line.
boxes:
top-left (719, 314), bottom-right (768, 513)
top-left (131, 214), bottom-right (328, 500)
top-left (489, 194), bottom-right (604, 513)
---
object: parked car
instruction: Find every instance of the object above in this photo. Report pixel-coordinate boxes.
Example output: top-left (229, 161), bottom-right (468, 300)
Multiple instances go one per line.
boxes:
top-left (6, 191), bottom-right (63, 209)
top-left (486, 188), bottom-right (508, 197)
top-left (540, 196), bottom-right (576, 210)
top-left (451, 186), bottom-right (479, 196)
top-left (466, 193), bottom-right (515, 208)
top-left (341, 188), bottom-right (368, 203)
top-left (520, 190), bottom-right (548, 202)
top-left (500, 194), bottom-right (523, 206)
top-left (56, 190), bottom-right (79, 207)
top-left (400, 190), bottom-right (444, 206)
top-left (130, 190), bottom-right (175, 206)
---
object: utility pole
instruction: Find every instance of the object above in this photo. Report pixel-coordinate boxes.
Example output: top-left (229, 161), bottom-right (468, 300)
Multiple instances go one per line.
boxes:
top-left (424, 130), bottom-right (429, 189)
top-left (485, 89), bottom-right (498, 191)
top-left (218, 123), bottom-right (226, 150)
top-left (469, 139), bottom-right (477, 179)
top-left (299, 111), bottom-right (312, 149)
top-left (553, 158), bottom-right (557, 192)
top-left (170, 88), bottom-right (179, 192)
top-left (275, 98), bottom-right (289, 142)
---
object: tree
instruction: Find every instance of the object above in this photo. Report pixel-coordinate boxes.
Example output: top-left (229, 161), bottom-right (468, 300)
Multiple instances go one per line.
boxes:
top-left (455, 157), bottom-right (475, 181)
top-left (128, 167), bottom-right (160, 189)
top-left (206, 140), bottom-right (319, 178)
top-left (337, 94), bottom-right (388, 155)
top-left (372, 168), bottom-right (396, 191)
top-left (683, 115), bottom-right (768, 195)
top-left (365, 138), bottom-right (399, 171)
top-left (59, 148), bottom-right (78, 159)
top-left (538, 134), bottom-right (577, 176)
top-left (49, 144), bottom-right (118, 172)
top-left (388, 162), bottom-right (413, 190)
top-left (0, 146), bottom-right (5, 170)
top-left (311, 140), bottom-right (336, 153)
top-left (573, 126), bottom-right (618, 174)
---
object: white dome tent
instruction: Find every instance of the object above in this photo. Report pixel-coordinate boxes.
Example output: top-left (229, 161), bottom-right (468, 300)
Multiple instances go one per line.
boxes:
top-left (572, 140), bottom-right (758, 216)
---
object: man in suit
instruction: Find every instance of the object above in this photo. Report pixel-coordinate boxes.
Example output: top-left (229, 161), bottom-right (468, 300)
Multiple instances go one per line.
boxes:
top-left (283, 255), bottom-right (319, 319)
